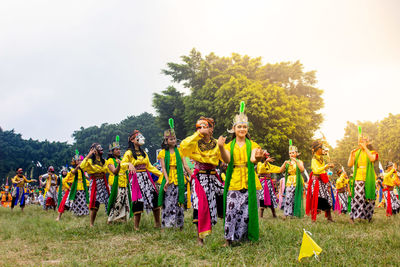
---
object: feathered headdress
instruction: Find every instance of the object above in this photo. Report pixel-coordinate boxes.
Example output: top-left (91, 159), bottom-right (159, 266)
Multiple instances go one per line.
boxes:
top-left (228, 101), bottom-right (248, 133)
top-left (164, 118), bottom-right (176, 138)
top-left (109, 135), bottom-right (120, 151)
top-left (289, 139), bottom-right (298, 153)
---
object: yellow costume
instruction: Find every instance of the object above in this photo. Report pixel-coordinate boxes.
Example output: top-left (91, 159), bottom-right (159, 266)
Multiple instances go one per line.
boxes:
top-left (106, 158), bottom-right (130, 187)
top-left (180, 131), bottom-right (221, 166)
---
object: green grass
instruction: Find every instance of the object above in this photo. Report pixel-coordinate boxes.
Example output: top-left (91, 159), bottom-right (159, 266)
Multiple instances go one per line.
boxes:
top-left (1, 205), bottom-right (399, 266)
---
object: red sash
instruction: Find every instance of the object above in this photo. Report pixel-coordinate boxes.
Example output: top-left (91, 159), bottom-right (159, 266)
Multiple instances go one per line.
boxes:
top-left (384, 188), bottom-right (392, 216)
top-left (192, 169), bottom-right (212, 239)
top-left (89, 174), bottom-right (109, 210)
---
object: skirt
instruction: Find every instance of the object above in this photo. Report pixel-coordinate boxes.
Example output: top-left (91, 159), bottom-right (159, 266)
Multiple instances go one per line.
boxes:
top-left (161, 184), bottom-right (184, 228)
top-left (133, 171), bottom-right (158, 213)
top-left (350, 181), bottom-right (375, 220)
top-left (191, 171), bottom-right (224, 226)
top-left (283, 186), bottom-right (295, 216)
top-left (259, 178), bottom-right (278, 209)
top-left (89, 178), bottom-right (109, 211)
top-left (45, 185), bottom-right (58, 207)
top-left (311, 176), bottom-right (332, 211)
top-left (384, 190), bottom-right (400, 215)
top-left (224, 190), bottom-right (249, 241)
top-left (70, 190), bottom-right (89, 216)
top-left (58, 190), bottom-right (71, 213)
top-left (108, 187), bottom-right (130, 222)
top-left (11, 187), bottom-right (25, 207)
top-left (338, 191), bottom-right (348, 213)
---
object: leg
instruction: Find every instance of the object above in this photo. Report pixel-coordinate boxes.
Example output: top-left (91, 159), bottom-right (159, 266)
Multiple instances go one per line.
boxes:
top-left (270, 206), bottom-right (277, 218)
top-left (153, 207), bottom-right (161, 228)
top-left (260, 207), bottom-right (264, 218)
top-left (134, 213), bottom-right (141, 230)
top-left (90, 209), bottom-right (98, 227)
top-left (56, 212), bottom-right (62, 221)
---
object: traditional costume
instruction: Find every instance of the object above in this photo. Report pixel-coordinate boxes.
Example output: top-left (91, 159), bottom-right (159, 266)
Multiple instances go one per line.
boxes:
top-left (335, 171), bottom-right (349, 214)
top-left (382, 163), bottom-right (400, 216)
top-left (41, 166), bottom-right (59, 209)
top-left (349, 146), bottom-right (377, 221)
top-left (80, 144), bottom-right (110, 212)
top-left (157, 123), bottom-right (186, 229)
top-left (122, 131), bottom-right (162, 214)
top-left (63, 166), bottom-right (90, 216)
top-left (11, 169), bottom-right (35, 209)
top-left (57, 168), bottom-right (70, 214)
top-left (106, 136), bottom-right (132, 223)
top-left (306, 141), bottom-right (333, 221)
top-left (223, 102), bottom-right (260, 242)
top-left (257, 158), bottom-right (280, 217)
top-left (180, 117), bottom-right (224, 239)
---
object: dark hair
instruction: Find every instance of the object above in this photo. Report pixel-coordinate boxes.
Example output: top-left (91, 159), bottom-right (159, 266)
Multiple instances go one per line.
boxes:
top-left (89, 143), bottom-right (105, 165)
top-left (128, 140), bottom-right (146, 159)
top-left (107, 148), bottom-right (121, 160)
top-left (311, 141), bottom-right (322, 154)
top-left (336, 169), bottom-right (342, 177)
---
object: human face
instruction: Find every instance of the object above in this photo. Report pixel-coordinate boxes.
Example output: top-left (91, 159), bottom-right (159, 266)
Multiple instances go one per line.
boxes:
top-left (289, 151), bottom-right (297, 158)
top-left (167, 136), bottom-right (177, 147)
top-left (315, 147), bottom-right (323, 155)
top-left (95, 145), bottom-right (103, 156)
top-left (234, 123), bottom-right (248, 138)
top-left (113, 148), bottom-right (121, 158)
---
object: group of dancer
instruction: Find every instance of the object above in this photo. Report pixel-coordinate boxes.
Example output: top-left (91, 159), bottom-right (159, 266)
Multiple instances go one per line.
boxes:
top-left (6, 101), bottom-right (400, 246)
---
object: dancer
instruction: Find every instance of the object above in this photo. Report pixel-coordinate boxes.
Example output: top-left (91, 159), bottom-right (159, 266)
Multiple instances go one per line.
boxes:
top-left (335, 170), bottom-right (350, 214)
top-left (348, 133), bottom-right (378, 222)
top-left (40, 166), bottom-right (58, 211)
top-left (180, 116), bottom-right (224, 245)
top-left (158, 120), bottom-right (191, 229)
top-left (122, 130), bottom-right (162, 230)
top-left (106, 136), bottom-right (133, 224)
top-left (218, 101), bottom-right (264, 246)
top-left (281, 142), bottom-right (305, 218)
top-left (56, 167), bottom-right (70, 221)
top-left (11, 168), bottom-right (36, 211)
top-left (382, 162), bottom-right (400, 216)
top-left (306, 140), bottom-right (334, 222)
top-left (257, 150), bottom-right (280, 218)
top-left (80, 143), bottom-right (109, 226)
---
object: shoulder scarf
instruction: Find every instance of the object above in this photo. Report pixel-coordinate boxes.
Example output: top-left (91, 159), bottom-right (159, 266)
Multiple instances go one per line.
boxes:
top-left (68, 169), bottom-right (89, 204)
top-left (223, 138), bottom-right (259, 241)
top-left (284, 163), bottom-right (304, 218)
top-left (350, 149), bottom-right (376, 201)
top-left (57, 175), bottom-right (64, 208)
top-left (107, 159), bottom-right (133, 217)
top-left (158, 148), bottom-right (185, 207)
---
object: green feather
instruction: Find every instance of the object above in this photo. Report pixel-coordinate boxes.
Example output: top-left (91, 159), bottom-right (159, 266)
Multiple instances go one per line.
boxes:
top-left (289, 139), bottom-right (292, 146)
top-left (75, 149), bottom-right (79, 156)
top-left (239, 101), bottom-right (245, 113)
top-left (116, 135), bottom-right (119, 143)
top-left (358, 126), bottom-right (362, 135)
top-left (169, 118), bottom-right (174, 129)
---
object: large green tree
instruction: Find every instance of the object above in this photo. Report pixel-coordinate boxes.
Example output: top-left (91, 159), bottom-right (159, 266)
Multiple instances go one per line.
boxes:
top-left (155, 49), bottom-right (324, 162)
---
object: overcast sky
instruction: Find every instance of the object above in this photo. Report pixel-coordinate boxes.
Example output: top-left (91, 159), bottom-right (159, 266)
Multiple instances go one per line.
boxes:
top-left (1, 0), bottom-right (399, 147)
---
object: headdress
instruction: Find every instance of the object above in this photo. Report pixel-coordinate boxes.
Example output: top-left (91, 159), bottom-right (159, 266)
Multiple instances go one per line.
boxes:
top-left (109, 135), bottom-right (120, 151)
top-left (164, 118), bottom-right (176, 139)
top-left (385, 161), bottom-right (394, 170)
top-left (196, 116), bottom-right (215, 129)
top-left (228, 101), bottom-right (248, 133)
top-left (288, 139), bottom-right (298, 153)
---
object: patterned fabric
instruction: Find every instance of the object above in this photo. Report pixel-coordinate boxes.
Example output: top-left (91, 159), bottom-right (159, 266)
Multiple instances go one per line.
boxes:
top-left (58, 190), bottom-right (71, 213)
top-left (338, 192), bottom-right (348, 213)
top-left (108, 187), bottom-right (130, 222)
top-left (161, 184), bottom-right (184, 228)
top-left (192, 172), bottom-right (224, 225)
top-left (70, 190), bottom-right (89, 216)
top-left (11, 187), bottom-right (24, 206)
top-left (45, 185), bottom-right (58, 207)
top-left (384, 190), bottom-right (400, 215)
top-left (284, 185), bottom-right (295, 216)
top-left (259, 178), bottom-right (278, 208)
top-left (351, 181), bottom-right (375, 220)
top-left (224, 190), bottom-right (249, 241)
top-left (310, 176), bottom-right (333, 210)
top-left (89, 178), bottom-right (109, 211)
top-left (197, 138), bottom-right (217, 152)
top-left (136, 171), bottom-right (158, 212)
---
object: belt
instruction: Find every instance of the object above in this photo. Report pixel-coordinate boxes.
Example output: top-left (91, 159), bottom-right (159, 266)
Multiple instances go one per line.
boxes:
top-left (198, 170), bottom-right (216, 174)
top-left (234, 164), bottom-right (247, 168)
top-left (358, 166), bottom-right (366, 169)
top-left (337, 188), bottom-right (346, 193)
top-left (90, 173), bottom-right (104, 179)
top-left (169, 166), bottom-right (177, 169)
top-left (384, 186), bottom-right (394, 191)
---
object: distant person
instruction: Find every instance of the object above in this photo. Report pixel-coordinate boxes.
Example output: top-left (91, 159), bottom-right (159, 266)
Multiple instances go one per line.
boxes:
top-left (11, 168), bottom-right (36, 211)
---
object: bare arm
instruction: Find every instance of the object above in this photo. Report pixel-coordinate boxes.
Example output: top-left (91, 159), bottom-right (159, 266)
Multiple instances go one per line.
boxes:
top-left (218, 136), bottom-right (230, 164)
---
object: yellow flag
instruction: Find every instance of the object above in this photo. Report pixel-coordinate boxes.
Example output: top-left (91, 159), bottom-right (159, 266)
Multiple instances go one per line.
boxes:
top-left (298, 230), bottom-right (322, 262)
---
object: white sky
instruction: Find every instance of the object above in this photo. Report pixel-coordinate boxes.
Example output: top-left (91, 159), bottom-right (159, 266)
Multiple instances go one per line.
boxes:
top-left (0, 0), bottom-right (399, 147)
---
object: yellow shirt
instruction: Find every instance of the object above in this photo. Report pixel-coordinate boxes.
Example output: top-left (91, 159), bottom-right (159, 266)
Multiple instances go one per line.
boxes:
top-left (383, 169), bottom-right (396, 187)
top-left (257, 162), bottom-right (281, 175)
top-left (336, 173), bottom-right (348, 189)
top-left (285, 161), bottom-right (304, 187)
top-left (311, 155), bottom-right (326, 175)
top-left (106, 158), bottom-right (130, 187)
top-left (157, 148), bottom-right (183, 185)
top-left (180, 131), bottom-right (221, 166)
top-left (224, 140), bottom-right (262, 190)
top-left (80, 158), bottom-right (108, 174)
top-left (63, 169), bottom-right (89, 191)
top-left (11, 175), bottom-right (33, 187)
top-left (354, 150), bottom-right (377, 181)
top-left (122, 150), bottom-right (162, 177)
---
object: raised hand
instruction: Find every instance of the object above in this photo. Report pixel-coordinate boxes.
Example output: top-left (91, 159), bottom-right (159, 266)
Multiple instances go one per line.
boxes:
top-left (254, 148), bottom-right (264, 162)
top-left (218, 136), bottom-right (227, 148)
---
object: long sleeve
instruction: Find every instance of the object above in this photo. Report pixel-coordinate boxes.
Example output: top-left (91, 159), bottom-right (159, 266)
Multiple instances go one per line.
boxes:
top-left (180, 131), bottom-right (202, 157)
top-left (311, 158), bottom-right (326, 174)
top-left (145, 154), bottom-right (162, 177)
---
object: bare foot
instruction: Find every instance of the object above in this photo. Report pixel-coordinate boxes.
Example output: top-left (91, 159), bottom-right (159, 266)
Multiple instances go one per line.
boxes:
top-left (223, 240), bottom-right (231, 247)
top-left (197, 238), bottom-right (204, 246)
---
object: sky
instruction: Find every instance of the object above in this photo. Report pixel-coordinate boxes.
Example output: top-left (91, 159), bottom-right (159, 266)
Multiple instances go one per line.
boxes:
top-left (1, 0), bottom-right (399, 147)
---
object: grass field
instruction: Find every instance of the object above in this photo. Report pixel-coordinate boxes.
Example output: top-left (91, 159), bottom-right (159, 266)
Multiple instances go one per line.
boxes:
top-left (1, 205), bottom-right (399, 266)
